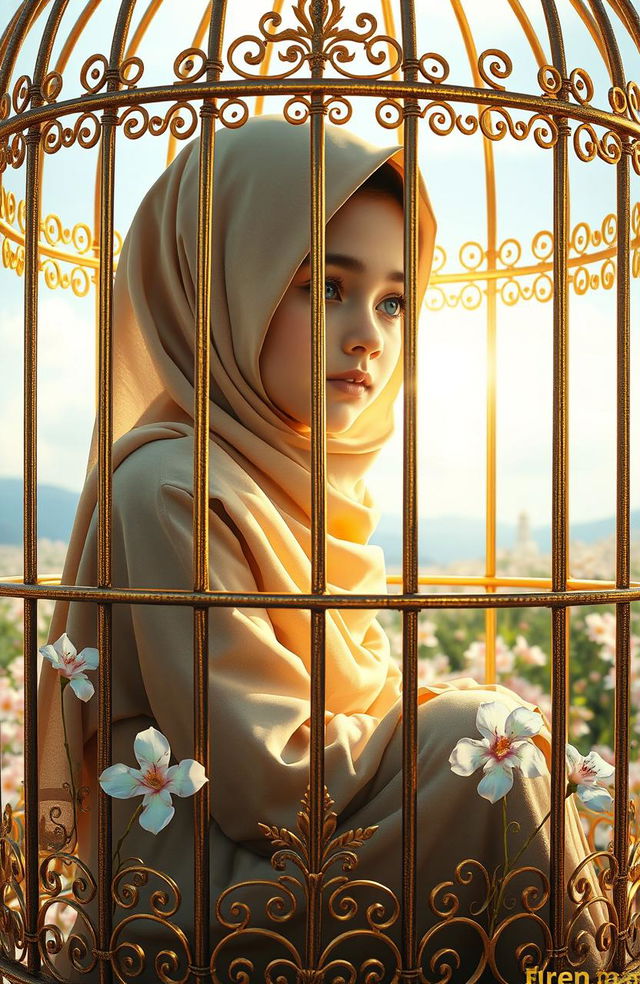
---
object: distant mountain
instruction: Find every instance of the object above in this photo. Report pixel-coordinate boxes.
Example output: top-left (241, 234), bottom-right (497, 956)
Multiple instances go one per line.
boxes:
top-left (0, 477), bottom-right (638, 565)
top-left (0, 478), bottom-right (79, 545)
top-left (369, 511), bottom-right (640, 566)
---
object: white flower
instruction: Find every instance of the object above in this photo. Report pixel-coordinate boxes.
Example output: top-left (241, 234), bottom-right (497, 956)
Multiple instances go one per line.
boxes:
top-left (99, 726), bottom-right (208, 834)
top-left (449, 700), bottom-right (547, 804)
top-left (39, 633), bottom-right (99, 701)
top-left (566, 744), bottom-right (614, 813)
top-left (585, 612), bottom-right (616, 649)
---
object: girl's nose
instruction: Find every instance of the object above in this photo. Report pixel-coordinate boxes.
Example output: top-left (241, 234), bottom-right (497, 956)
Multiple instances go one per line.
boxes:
top-left (341, 312), bottom-right (383, 358)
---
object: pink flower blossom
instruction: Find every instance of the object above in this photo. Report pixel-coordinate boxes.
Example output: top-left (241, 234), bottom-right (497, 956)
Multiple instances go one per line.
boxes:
top-left (513, 635), bottom-right (546, 667)
top-left (566, 744), bottom-right (614, 813)
top-left (39, 633), bottom-right (99, 701)
top-left (418, 653), bottom-right (451, 687)
top-left (463, 637), bottom-right (515, 677)
top-left (1, 759), bottom-right (23, 806)
top-left (418, 620), bottom-right (438, 648)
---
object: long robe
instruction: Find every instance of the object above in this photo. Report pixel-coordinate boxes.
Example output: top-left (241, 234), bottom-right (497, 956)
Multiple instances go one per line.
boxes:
top-left (41, 431), bottom-right (610, 984)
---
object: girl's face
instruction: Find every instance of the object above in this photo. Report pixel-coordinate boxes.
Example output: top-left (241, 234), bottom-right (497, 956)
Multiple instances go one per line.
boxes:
top-left (259, 189), bottom-right (405, 435)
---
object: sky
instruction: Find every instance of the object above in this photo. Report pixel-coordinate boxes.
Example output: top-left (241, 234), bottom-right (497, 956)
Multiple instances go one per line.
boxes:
top-left (1, 0), bottom-right (639, 530)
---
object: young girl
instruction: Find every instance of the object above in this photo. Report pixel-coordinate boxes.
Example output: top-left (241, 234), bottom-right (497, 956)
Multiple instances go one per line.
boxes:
top-left (36, 115), bottom-right (607, 982)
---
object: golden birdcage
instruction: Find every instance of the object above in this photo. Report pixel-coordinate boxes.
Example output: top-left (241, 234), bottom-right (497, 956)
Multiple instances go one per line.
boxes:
top-left (1, 0), bottom-right (640, 981)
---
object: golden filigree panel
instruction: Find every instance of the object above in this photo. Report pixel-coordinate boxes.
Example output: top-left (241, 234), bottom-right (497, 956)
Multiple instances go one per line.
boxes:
top-left (1, 785), bottom-right (638, 983)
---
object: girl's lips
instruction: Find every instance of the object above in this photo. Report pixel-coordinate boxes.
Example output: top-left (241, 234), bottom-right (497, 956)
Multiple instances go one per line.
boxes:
top-left (328, 379), bottom-right (369, 397)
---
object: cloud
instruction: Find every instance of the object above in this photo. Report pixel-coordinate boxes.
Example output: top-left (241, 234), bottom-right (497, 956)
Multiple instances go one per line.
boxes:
top-left (0, 294), bottom-right (96, 492)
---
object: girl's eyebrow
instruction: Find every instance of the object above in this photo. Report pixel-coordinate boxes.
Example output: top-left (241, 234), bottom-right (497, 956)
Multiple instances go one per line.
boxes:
top-left (300, 252), bottom-right (404, 284)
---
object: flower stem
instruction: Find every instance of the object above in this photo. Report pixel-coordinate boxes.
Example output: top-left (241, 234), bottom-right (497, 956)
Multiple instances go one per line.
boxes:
top-left (487, 789), bottom-right (573, 936)
top-left (502, 797), bottom-right (509, 873)
top-left (112, 803), bottom-right (143, 876)
top-left (60, 679), bottom-right (78, 848)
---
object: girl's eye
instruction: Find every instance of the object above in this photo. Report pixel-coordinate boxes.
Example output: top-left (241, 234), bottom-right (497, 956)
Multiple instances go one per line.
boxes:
top-left (306, 278), bottom-right (405, 320)
top-left (325, 278), bottom-right (341, 300)
top-left (379, 295), bottom-right (405, 319)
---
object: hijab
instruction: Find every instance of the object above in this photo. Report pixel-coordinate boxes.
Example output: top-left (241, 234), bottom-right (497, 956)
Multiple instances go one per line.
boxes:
top-left (37, 114), bottom-right (437, 853)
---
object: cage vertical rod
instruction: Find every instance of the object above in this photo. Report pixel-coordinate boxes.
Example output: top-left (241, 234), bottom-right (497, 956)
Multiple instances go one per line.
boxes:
top-left (399, 0), bottom-right (420, 977)
top-left (1, 3), bottom-right (65, 978)
top-left (95, 5), bottom-right (139, 981)
top-left (21, 54), bottom-right (42, 984)
top-left (22, 75), bottom-right (42, 984)
top-left (449, 0), bottom-right (501, 686)
top-left (609, 0), bottom-right (640, 48)
top-left (583, 0), bottom-right (632, 969)
top-left (612, 106), bottom-right (633, 981)
top-left (612, 96), bottom-right (632, 983)
top-left (189, 4), bottom-right (227, 978)
top-left (307, 0), bottom-right (328, 970)
top-left (539, 0), bottom-right (570, 972)
top-left (22, 2), bottom-right (69, 973)
top-left (0, 0), bottom-right (44, 92)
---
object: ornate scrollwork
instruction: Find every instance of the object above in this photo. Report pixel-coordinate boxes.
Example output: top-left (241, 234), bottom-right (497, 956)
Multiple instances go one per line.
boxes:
top-left (282, 94), bottom-right (352, 127)
top-left (479, 106), bottom-right (558, 149)
top-left (38, 850), bottom-right (97, 980)
top-left (627, 81), bottom-right (640, 124)
top-left (111, 916), bottom-right (192, 984)
top-left (568, 67), bottom-right (594, 106)
top-left (41, 113), bottom-right (101, 154)
top-left (0, 185), bottom-right (123, 293)
top-left (283, 94), bottom-right (313, 125)
top-left (381, 94), bottom-right (558, 154)
top-left (0, 781), bottom-right (638, 981)
top-left (0, 131), bottom-right (26, 172)
top-left (418, 51), bottom-right (450, 84)
top-left (324, 95), bottom-right (352, 125)
top-left (80, 53), bottom-right (109, 95)
top-left (12, 74), bottom-right (32, 114)
top-left (41, 71), bottom-right (63, 105)
top-left (574, 122), bottom-right (623, 165)
top-left (564, 850), bottom-right (618, 969)
top-left (218, 98), bottom-right (251, 128)
top-left (537, 63), bottom-right (595, 106)
top-left (119, 56), bottom-right (144, 89)
top-left (113, 861), bottom-right (181, 918)
top-left (109, 862), bottom-right (191, 984)
top-left (424, 859), bottom-right (552, 984)
top-left (374, 97), bottom-right (403, 130)
top-left (0, 803), bottom-right (27, 964)
top-left (40, 851), bottom-right (97, 906)
top-left (39, 896), bottom-right (99, 980)
top-left (609, 84), bottom-right (629, 117)
top-left (425, 205), bottom-right (640, 312)
top-left (119, 102), bottom-right (198, 141)
top-left (0, 91), bottom-right (10, 122)
top-left (478, 49), bottom-right (513, 91)
top-left (538, 64), bottom-right (563, 98)
top-left (173, 47), bottom-right (209, 85)
top-left (211, 785), bottom-right (401, 981)
top-left (226, 0), bottom-right (402, 81)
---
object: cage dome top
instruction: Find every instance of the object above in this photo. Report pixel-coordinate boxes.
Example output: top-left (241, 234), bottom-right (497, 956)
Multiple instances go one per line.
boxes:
top-left (0, 0), bottom-right (639, 307)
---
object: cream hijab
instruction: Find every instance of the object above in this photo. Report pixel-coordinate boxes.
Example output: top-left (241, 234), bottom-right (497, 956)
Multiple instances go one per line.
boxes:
top-left (37, 115), bottom-right (437, 852)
